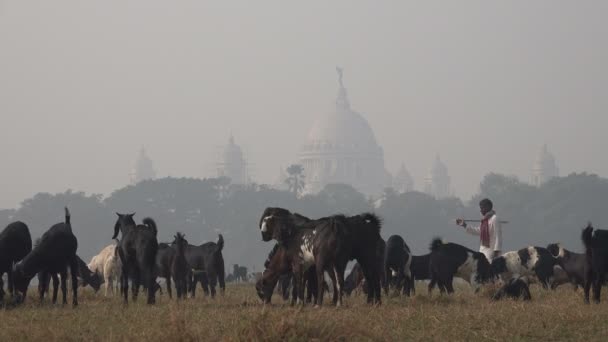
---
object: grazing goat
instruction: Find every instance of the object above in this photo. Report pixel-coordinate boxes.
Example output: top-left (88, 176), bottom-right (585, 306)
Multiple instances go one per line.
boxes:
top-left (384, 235), bottom-right (412, 296)
top-left (491, 246), bottom-right (558, 289)
top-left (0, 221), bottom-right (32, 301)
top-left (37, 255), bottom-right (101, 302)
top-left (259, 207), bottom-right (383, 306)
top-left (547, 243), bottom-right (586, 289)
top-left (582, 223), bottom-right (608, 303)
top-left (492, 277), bottom-right (532, 301)
top-left (171, 233), bottom-right (189, 300)
top-left (232, 264), bottom-right (248, 282)
top-left (344, 263), bottom-right (365, 296)
top-left (255, 243), bottom-right (321, 304)
top-left (13, 208), bottom-right (79, 306)
top-left (88, 243), bottom-right (122, 296)
top-left (429, 238), bottom-right (493, 294)
top-left (185, 234), bottom-right (225, 298)
top-left (155, 242), bottom-right (179, 298)
top-left (112, 213), bottom-right (159, 305)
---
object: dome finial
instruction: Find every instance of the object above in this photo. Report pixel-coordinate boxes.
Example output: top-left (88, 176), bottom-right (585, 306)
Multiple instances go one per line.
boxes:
top-left (335, 66), bottom-right (350, 110)
top-left (336, 66), bottom-right (344, 88)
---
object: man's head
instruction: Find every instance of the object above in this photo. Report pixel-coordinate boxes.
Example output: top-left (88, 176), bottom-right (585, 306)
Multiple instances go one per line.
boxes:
top-left (479, 198), bottom-right (493, 215)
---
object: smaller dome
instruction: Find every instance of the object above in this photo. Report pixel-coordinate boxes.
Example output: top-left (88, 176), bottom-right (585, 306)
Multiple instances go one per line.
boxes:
top-left (393, 164), bottom-right (414, 193)
top-left (429, 155), bottom-right (448, 180)
top-left (223, 135), bottom-right (244, 164)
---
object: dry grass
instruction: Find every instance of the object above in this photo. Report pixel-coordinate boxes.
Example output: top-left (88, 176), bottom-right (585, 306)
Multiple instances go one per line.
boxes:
top-left (1, 283), bottom-right (608, 341)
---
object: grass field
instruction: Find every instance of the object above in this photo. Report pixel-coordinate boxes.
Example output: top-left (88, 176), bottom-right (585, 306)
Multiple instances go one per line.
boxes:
top-left (1, 283), bottom-right (608, 341)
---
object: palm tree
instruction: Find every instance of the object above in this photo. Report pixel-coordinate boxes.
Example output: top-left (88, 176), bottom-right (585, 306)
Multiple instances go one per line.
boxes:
top-left (285, 164), bottom-right (306, 196)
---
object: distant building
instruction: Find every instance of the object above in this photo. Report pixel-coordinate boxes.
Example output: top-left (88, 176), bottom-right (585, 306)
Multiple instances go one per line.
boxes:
top-left (531, 144), bottom-right (559, 186)
top-left (274, 166), bottom-right (288, 191)
top-left (130, 147), bottom-right (156, 185)
top-left (393, 164), bottom-right (414, 193)
top-left (217, 135), bottom-right (248, 184)
top-left (424, 155), bottom-right (451, 198)
top-left (298, 67), bottom-right (390, 196)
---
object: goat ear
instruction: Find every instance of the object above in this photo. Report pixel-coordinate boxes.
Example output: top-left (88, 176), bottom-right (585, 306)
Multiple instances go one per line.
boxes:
top-left (116, 212), bottom-right (122, 217)
top-left (129, 212), bottom-right (136, 217)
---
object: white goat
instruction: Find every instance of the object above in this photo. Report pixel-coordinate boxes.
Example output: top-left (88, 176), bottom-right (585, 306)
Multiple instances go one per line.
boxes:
top-left (88, 244), bottom-right (122, 296)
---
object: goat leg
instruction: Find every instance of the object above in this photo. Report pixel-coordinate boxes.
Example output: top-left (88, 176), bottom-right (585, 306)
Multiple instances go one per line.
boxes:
top-left (70, 258), bottom-right (79, 307)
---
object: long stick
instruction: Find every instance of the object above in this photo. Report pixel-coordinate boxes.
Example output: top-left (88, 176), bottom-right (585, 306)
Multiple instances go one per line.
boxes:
top-left (465, 219), bottom-right (509, 224)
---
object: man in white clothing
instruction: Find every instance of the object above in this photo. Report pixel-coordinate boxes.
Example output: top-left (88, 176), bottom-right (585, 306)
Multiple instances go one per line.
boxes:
top-left (456, 198), bottom-right (502, 261)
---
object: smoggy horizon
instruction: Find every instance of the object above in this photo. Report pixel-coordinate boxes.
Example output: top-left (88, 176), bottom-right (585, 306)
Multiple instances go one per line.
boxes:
top-left (1, 1), bottom-right (607, 209)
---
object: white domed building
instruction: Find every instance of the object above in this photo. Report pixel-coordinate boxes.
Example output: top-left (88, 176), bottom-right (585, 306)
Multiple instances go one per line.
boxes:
top-left (298, 68), bottom-right (390, 196)
top-left (424, 155), bottom-right (451, 199)
top-left (217, 135), bottom-right (248, 185)
top-left (531, 144), bottom-right (559, 187)
top-left (130, 147), bottom-right (156, 185)
top-left (393, 164), bottom-right (414, 193)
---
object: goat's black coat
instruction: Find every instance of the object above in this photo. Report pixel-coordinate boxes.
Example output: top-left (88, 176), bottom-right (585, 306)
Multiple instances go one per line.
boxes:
top-left (13, 208), bottom-right (79, 306)
top-left (492, 277), bottom-right (532, 301)
top-left (113, 213), bottom-right (159, 305)
top-left (547, 243), bottom-right (586, 289)
top-left (0, 221), bottom-right (32, 301)
top-left (582, 224), bottom-right (608, 303)
top-left (384, 235), bottom-right (412, 296)
top-left (185, 234), bottom-right (225, 298)
top-left (429, 238), bottom-right (493, 294)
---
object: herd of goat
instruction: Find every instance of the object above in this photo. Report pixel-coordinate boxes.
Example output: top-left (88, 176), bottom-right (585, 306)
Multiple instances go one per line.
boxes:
top-left (1, 206), bottom-right (608, 309)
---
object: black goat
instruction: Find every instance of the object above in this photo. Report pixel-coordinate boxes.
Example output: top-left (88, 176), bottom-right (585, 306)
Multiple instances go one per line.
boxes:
top-left (429, 238), bottom-right (493, 294)
top-left (258, 208), bottom-right (383, 306)
top-left (112, 213), bottom-right (159, 305)
top-left (384, 235), bottom-right (412, 296)
top-left (155, 243), bottom-right (176, 298)
top-left (0, 221), bottom-right (32, 301)
top-left (171, 233), bottom-right (189, 300)
top-left (582, 223), bottom-right (608, 303)
top-left (13, 208), bottom-right (79, 306)
top-left (185, 234), bottom-right (225, 298)
top-left (409, 253), bottom-right (431, 295)
top-left (547, 243), bottom-right (586, 289)
top-left (232, 264), bottom-right (248, 282)
top-left (38, 254), bottom-right (102, 301)
top-left (492, 277), bottom-right (532, 301)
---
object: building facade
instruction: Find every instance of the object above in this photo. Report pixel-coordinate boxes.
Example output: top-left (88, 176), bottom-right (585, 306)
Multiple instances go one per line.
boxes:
top-left (298, 68), bottom-right (390, 196)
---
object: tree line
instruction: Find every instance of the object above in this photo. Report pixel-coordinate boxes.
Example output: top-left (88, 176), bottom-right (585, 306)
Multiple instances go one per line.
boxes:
top-left (1, 172), bottom-right (605, 273)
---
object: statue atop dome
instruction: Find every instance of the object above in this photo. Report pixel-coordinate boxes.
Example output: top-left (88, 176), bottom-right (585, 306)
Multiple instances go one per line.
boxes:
top-left (335, 66), bottom-right (350, 110)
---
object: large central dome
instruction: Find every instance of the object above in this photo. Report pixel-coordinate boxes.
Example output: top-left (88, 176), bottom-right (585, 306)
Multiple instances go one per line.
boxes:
top-left (298, 68), bottom-right (389, 196)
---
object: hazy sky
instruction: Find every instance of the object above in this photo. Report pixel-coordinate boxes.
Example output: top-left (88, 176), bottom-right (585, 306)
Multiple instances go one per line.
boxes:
top-left (1, 1), bottom-right (607, 209)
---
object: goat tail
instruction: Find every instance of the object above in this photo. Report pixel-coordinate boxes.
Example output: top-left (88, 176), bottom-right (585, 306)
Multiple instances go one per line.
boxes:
top-left (582, 222), bottom-right (594, 251)
top-left (361, 213), bottom-right (382, 232)
top-left (430, 237), bottom-right (443, 252)
top-left (64, 207), bottom-right (71, 228)
top-left (142, 218), bottom-right (158, 236)
top-left (216, 234), bottom-right (224, 251)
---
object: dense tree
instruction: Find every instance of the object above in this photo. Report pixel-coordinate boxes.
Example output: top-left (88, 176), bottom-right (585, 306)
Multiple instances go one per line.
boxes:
top-left (4, 172), bottom-right (606, 272)
top-left (285, 164), bottom-right (305, 196)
